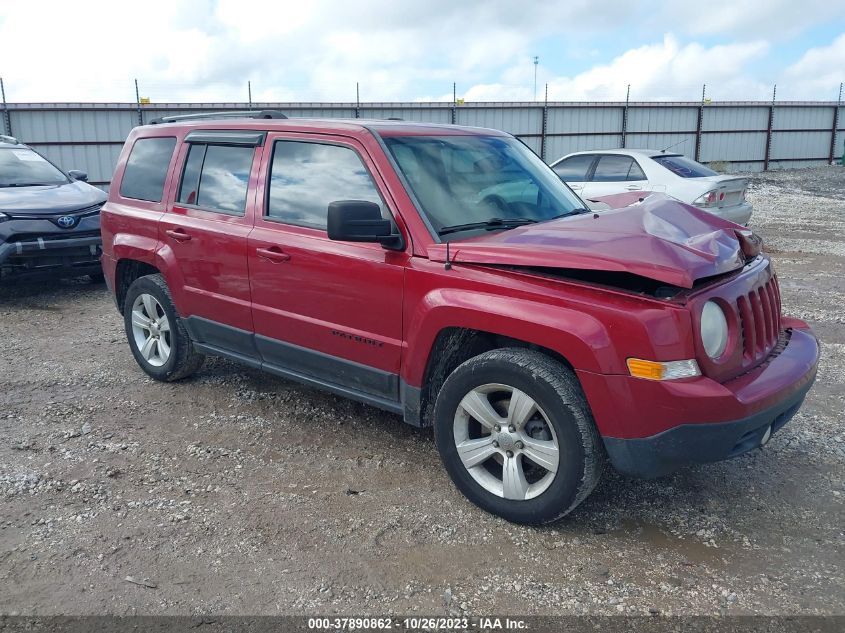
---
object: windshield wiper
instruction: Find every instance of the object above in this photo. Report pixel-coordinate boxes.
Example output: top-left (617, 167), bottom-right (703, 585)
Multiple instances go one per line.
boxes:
top-left (438, 217), bottom-right (537, 236)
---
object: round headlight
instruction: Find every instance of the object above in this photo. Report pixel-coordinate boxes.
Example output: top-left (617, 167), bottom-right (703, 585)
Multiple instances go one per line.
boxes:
top-left (701, 301), bottom-right (728, 359)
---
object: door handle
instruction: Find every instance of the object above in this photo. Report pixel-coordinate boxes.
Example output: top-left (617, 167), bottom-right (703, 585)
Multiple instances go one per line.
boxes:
top-left (256, 246), bottom-right (291, 263)
top-left (165, 228), bottom-right (191, 242)
top-left (625, 184), bottom-right (642, 190)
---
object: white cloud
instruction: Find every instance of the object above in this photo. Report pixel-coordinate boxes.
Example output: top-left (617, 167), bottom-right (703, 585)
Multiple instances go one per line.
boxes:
top-left (463, 35), bottom-right (771, 101)
top-left (664, 0), bottom-right (845, 39)
top-left (0, 1), bottom-right (840, 103)
top-left (781, 33), bottom-right (845, 99)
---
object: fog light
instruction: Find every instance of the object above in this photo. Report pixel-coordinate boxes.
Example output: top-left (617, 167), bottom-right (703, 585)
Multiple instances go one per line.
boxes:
top-left (627, 358), bottom-right (701, 381)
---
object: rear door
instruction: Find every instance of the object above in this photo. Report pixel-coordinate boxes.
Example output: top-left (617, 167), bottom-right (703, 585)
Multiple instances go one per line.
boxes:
top-left (580, 154), bottom-right (649, 199)
top-left (247, 133), bottom-right (408, 405)
top-left (551, 154), bottom-right (596, 196)
top-left (159, 131), bottom-right (262, 356)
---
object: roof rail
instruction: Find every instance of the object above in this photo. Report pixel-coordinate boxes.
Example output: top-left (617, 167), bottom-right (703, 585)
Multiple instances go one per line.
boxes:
top-left (149, 110), bottom-right (288, 125)
top-left (0, 134), bottom-right (19, 145)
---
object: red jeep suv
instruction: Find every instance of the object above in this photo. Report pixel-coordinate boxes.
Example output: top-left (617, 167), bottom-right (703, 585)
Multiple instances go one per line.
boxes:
top-left (100, 111), bottom-right (819, 524)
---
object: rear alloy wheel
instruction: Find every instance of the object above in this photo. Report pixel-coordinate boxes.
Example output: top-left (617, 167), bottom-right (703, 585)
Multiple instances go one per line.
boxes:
top-left (130, 293), bottom-right (172, 367)
top-left (433, 348), bottom-right (605, 524)
top-left (123, 274), bottom-right (204, 381)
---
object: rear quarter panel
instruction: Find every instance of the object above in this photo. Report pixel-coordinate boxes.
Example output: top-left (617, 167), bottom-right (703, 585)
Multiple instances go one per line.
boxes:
top-left (100, 127), bottom-right (185, 306)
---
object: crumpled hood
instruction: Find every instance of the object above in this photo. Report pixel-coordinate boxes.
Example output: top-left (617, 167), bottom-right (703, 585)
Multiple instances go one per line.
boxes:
top-left (428, 193), bottom-right (759, 289)
top-left (0, 180), bottom-right (107, 214)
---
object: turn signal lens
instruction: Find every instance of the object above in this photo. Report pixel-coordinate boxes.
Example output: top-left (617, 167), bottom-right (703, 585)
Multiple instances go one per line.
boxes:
top-left (627, 358), bottom-right (701, 381)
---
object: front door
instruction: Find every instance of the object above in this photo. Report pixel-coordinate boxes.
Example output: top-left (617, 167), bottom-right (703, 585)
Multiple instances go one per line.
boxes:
top-left (248, 133), bottom-right (408, 404)
top-left (159, 133), bottom-right (262, 352)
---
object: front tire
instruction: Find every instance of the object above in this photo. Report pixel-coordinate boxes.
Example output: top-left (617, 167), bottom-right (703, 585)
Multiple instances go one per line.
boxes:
top-left (433, 348), bottom-right (604, 524)
top-left (123, 274), bottom-right (204, 381)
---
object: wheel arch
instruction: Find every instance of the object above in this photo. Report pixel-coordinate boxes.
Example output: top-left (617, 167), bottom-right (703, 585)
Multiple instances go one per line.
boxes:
top-left (114, 258), bottom-right (161, 314)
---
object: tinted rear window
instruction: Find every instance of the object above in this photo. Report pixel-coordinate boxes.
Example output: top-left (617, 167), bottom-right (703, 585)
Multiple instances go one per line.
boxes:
top-left (120, 137), bottom-right (176, 202)
top-left (652, 154), bottom-right (718, 178)
top-left (552, 154), bottom-right (594, 182)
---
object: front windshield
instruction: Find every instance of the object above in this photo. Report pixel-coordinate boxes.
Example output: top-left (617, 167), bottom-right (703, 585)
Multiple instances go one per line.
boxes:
top-left (0, 147), bottom-right (68, 187)
top-left (383, 135), bottom-right (585, 240)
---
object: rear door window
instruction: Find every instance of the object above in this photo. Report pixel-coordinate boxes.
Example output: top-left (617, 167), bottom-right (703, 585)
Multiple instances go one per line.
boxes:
top-left (176, 144), bottom-right (255, 215)
top-left (120, 137), bottom-right (177, 202)
top-left (552, 154), bottom-right (595, 182)
top-left (592, 155), bottom-right (644, 182)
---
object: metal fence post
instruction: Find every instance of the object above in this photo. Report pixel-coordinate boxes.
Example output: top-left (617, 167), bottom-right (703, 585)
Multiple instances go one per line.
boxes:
top-left (764, 85), bottom-right (776, 171)
top-left (540, 83), bottom-right (548, 160)
top-left (0, 77), bottom-right (11, 137)
top-left (621, 84), bottom-right (630, 148)
top-left (355, 82), bottom-right (360, 119)
top-left (830, 82), bottom-right (843, 165)
top-left (451, 83), bottom-right (457, 125)
top-left (134, 79), bottom-right (143, 126)
top-left (695, 84), bottom-right (705, 162)
top-left (248, 81), bottom-right (253, 109)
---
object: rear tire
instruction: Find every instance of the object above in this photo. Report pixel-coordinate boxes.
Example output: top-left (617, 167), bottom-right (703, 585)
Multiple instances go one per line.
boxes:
top-left (433, 348), bottom-right (604, 524)
top-left (123, 274), bottom-right (204, 382)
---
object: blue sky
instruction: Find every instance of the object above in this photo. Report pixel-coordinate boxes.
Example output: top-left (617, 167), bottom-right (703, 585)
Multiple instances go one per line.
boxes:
top-left (1, 0), bottom-right (844, 103)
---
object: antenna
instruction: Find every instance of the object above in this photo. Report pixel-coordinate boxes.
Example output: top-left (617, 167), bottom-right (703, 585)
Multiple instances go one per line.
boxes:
top-left (444, 241), bottom-right (452, 270)
top-left (660, 139), bottom-right (688, 153)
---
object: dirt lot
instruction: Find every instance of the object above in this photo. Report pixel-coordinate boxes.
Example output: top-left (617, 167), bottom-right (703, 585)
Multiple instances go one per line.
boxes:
top-left (1, 167), bottom-right (843, 616)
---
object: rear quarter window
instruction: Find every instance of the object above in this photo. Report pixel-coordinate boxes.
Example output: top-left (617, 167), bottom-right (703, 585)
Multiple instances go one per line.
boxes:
top-left (119, 137), bottom-right (177, 202)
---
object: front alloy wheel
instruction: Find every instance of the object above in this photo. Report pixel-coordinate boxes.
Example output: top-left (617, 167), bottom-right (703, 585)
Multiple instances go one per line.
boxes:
top-left (454, 384), bottom-right (559, 501)
top-left (433, 348), bottom-right (605, 524)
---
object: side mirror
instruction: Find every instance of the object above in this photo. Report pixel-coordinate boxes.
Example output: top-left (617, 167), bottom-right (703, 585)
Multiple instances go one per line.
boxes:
top-left (327, 200), bottom-right (403, 250)
top-left (68, 170), bottom-right (88, 182)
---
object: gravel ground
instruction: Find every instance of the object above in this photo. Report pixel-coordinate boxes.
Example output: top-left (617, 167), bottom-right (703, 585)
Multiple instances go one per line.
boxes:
top-left (0, 166), bottom-right (843, 617)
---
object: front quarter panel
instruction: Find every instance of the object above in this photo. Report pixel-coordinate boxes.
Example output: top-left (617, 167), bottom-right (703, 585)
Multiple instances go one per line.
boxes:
top-left (401, 258), bottom-right (696, 387)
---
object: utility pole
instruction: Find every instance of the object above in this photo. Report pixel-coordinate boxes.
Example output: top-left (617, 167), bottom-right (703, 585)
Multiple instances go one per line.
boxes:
top-left (533, 56), bottom-right (539, 101)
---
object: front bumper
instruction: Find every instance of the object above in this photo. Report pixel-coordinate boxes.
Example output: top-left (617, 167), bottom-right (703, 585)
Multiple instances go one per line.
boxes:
top-left (578, 323), bottom-right (819, 478)
top-left (0, 233), bottom-right (102, 280)
top-left (602, 373), bottom-right (814, 478)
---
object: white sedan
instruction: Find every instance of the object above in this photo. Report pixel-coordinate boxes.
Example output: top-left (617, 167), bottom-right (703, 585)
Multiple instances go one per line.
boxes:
top-left (550, 149), bottom-right (753, 225)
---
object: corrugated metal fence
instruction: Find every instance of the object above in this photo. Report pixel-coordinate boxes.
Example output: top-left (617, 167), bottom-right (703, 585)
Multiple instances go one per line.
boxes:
top-left (2, 101), bottom-right (843, 189)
